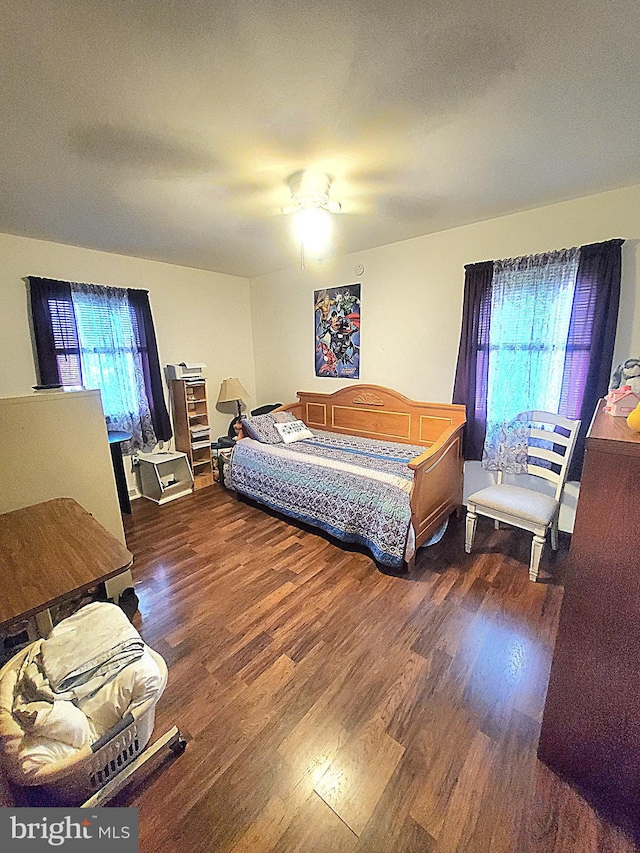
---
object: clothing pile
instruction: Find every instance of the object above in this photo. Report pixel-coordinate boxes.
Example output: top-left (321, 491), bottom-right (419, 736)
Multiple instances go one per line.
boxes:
top-left (0, 602), bottom-right (163, 779)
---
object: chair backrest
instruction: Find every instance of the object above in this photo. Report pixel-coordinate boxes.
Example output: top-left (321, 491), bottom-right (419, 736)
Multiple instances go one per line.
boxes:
top-left (497, 411), bottom-right (580, 500)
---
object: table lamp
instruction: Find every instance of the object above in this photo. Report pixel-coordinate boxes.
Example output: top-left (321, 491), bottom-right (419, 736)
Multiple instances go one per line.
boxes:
top-left (217, 377), bottom-right (249, 419)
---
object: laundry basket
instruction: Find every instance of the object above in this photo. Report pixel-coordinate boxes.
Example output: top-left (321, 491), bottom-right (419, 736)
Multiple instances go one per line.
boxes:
top-left (0, 641), bottom-right (171, 805)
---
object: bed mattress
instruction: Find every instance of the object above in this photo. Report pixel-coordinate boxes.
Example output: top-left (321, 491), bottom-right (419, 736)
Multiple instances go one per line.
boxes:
top-left (228, 430), bottom-right (427, 567)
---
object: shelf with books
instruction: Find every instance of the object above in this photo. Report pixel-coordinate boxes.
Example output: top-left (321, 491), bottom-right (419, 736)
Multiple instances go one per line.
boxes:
top-left (171, 378), bottom-right (214, 489)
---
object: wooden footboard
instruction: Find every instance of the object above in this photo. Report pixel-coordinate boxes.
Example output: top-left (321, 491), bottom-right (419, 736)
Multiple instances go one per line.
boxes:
top-left (273, 385), bottom-right (466, 560)
top-left (408, 422), bottom-right (465, 550)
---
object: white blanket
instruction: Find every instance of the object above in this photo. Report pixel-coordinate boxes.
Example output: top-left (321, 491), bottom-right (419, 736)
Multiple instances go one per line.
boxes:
top-left (79, 650), bottom-right (163, 734)
top-left (12, 642), bottom-right (94, 749)
top-left (41, 602), bottom-right (145, 698)
top-left (3, 645), bottom-right (163, 781)
top-left (11, 602), bottom-right (146, 752)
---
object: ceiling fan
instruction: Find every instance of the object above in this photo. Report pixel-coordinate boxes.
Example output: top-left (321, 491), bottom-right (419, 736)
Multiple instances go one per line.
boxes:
top-left (280, 170), bottom-right (342, 216)
top-left (281, 170), bottom-right (343, 269)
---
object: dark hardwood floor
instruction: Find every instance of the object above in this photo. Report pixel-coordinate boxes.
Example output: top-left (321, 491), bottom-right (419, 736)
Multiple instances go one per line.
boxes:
top-left (117, 485), bottom-right (638, 852)
top-left (63, 487), bottom-right (640, 849)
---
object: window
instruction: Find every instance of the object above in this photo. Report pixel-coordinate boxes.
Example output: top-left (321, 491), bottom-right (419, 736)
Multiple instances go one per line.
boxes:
top-left (48, 296), bottom-right (82, 385)
top-left (453, 240), bottom-right (623, 478)
top-left (29, 277), bottom-right (172, 451)
top-left (485, 249), bottom-right (579, 428)
top-left (72, 286), bottom-right (143, 424)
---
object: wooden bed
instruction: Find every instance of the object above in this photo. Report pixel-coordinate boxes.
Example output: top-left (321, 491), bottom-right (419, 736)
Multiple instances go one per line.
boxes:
top-left (272, 385), bottom-right (466, 569)
top-left (237, 384), bottom-right (465, 570)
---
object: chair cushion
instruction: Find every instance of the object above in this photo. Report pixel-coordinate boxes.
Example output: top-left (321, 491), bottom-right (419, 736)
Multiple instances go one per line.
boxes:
top-left (467, 484), bottom-right (558, 526)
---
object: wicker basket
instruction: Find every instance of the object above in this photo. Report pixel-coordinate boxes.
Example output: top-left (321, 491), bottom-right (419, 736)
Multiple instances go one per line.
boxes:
top-left (0, 642), bottom-right (167, 805)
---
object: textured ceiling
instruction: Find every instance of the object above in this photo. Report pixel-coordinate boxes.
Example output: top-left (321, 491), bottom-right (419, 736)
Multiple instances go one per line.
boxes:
top-left (1, 0), bottom-right (640, 278)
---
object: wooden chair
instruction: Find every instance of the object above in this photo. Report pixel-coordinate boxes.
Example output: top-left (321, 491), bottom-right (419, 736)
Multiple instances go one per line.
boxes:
top-left (465, 411), bottom-right (580, 581)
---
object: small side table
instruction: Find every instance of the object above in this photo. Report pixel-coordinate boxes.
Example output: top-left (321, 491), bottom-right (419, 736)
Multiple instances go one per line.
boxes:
top-left (211, 441), bottom-right (235, 485)
top-left (138, 451), bottom-right (194, 504)
top-left (108, 430), bottom-right (133, 514)
top-left (216, 448), bottom-right (233, 488)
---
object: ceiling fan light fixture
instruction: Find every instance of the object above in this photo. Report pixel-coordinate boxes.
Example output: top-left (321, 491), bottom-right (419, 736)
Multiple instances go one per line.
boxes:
top-left (294, 207), bottom-right (332, 257)
top-left (282, 170), bottom-right (342, 268)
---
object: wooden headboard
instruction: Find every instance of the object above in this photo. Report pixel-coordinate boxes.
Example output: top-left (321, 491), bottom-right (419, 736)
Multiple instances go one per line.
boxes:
top-left (279, 384), bottom-right (465, 448)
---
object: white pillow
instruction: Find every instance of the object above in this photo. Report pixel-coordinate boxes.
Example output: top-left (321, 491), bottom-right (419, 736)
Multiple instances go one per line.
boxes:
top-left (274, 420), bottom-right (314, 444)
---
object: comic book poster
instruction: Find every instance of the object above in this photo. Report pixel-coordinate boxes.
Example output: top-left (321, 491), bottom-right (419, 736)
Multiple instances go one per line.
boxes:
top-left (314, 284), bottom-right (361, 378)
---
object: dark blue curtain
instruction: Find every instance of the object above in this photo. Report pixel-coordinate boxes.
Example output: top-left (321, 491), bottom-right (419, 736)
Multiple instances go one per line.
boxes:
top-left (127, 288), bottom-right (172, 442)
top-left (452, 260), bottom-right (494, 460)
top-left (28, 277), bottom-right (81, 386)
top-left (560, 239), bottom-right (622, 478)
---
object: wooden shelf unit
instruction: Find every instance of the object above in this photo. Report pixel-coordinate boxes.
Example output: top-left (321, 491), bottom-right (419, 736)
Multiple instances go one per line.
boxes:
top-left (171, 379), bottom-right (214, 490)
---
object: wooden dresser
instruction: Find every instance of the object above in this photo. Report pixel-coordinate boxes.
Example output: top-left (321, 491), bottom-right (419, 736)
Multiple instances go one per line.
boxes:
top-left (538, 400), bottom-right (640, 833)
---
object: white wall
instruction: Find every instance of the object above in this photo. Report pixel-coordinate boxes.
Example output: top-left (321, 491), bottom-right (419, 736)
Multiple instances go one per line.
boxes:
top-left (249, 183), bottom-right (640, 407)
top-left (3, 181), bottom-right (640, 507)
top-left (0, 232), bottom-right (255, 493)
top-left (0, 390), bottom-right (125, 543)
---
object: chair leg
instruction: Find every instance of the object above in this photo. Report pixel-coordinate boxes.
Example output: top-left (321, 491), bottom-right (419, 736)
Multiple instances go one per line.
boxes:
top-left (465, 509), bottom-right (477, 554)
top-left (530, 533), bottom-right (545, 582)
top-left (550, 518), bottom-right (559, 551)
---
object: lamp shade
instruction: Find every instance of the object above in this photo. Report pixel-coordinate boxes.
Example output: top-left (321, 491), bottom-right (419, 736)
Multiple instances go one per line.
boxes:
top-left (217, 377), bottom-right (248, 404)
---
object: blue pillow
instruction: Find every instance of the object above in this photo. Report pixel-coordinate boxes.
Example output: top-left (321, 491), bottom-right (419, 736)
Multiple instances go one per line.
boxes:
top-left (241, 414), bottom-right (282, 444)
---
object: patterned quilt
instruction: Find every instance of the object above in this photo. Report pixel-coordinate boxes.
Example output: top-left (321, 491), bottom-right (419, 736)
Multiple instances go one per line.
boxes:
top-left (227, 430), bottom-right (427, 567)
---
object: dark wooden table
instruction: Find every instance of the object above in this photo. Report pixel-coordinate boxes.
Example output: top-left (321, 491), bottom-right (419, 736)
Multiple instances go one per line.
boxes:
top-left (0, 498), bottom-right (133, 635)
top-left (108, 430), bottom-right (133, 514)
